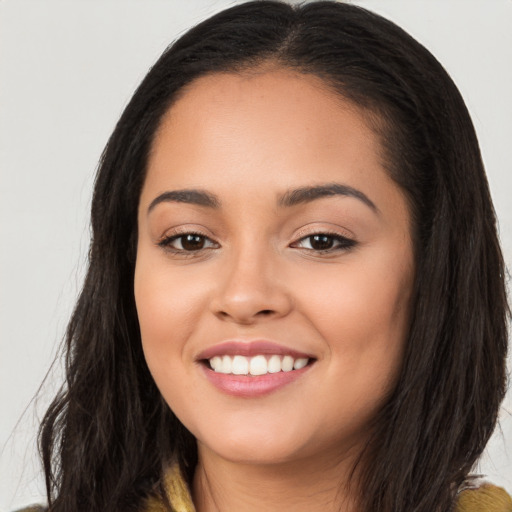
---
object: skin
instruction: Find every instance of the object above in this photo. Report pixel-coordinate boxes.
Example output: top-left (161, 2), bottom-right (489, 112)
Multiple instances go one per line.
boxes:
top-left (135, 67), bottom-right (415, 512)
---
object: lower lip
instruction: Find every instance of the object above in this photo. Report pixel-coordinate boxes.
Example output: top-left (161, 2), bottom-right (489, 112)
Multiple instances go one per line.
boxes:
top-left (200, 364), bottom-right (312, 397)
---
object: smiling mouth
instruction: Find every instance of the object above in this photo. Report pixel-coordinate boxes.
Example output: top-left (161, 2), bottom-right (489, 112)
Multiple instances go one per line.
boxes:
top-left (204, 354), bottom-right (313, 376)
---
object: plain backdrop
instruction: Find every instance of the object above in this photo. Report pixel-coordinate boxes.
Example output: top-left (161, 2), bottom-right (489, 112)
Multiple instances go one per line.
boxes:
top-left (1, 1), bottom-right (511, 510)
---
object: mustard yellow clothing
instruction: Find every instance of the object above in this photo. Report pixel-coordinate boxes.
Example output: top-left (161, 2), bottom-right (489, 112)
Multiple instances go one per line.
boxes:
top-left (15, 468), bottom-right (512, 512)
top-left (456, 483), bottom-right (512, 512)
top-left (140, 465), bottom-right (512, 512)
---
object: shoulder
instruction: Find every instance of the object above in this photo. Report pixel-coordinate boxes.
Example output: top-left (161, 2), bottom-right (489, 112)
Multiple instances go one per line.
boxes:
top-left (456, 483), bottom-right (512, 512)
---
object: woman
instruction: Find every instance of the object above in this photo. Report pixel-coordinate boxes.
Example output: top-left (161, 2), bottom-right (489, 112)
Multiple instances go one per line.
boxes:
top-left (21, 1), bottom-right (511, 511)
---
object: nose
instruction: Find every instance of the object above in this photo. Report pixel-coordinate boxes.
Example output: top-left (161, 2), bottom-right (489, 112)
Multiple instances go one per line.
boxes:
top-left (210, 247), bottom-right (293, 325)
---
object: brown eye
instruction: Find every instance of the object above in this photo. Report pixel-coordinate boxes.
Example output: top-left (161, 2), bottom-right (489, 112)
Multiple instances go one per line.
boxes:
top-left (180, 234), bottom-right (206, 251)
top-left (158, 232), bottom-right (218, 252)
top-left (292, 233), bottom-right (356, 253)
top-left (309, 235), bottom-right (335, 251)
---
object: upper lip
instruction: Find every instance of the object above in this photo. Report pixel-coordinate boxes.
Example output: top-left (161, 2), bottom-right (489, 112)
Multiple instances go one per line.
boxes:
top-left (196, 340), bottom-right (314, 361)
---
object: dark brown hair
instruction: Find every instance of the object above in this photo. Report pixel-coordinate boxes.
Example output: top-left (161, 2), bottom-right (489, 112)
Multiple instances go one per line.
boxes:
top-left (40, 2), bottom-right (508, 511)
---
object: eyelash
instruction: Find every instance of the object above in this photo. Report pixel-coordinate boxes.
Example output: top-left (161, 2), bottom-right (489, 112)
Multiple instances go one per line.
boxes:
top-left (157, 231), bottom-right (219, 256)
top-left (290, 231), bottom-right (357, 253)
top-left (157, 230), bottom-right (357, 256)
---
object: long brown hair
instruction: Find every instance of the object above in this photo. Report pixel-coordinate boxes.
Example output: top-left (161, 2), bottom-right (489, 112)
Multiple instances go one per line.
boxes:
top-left (40, 2), bottom-right (508, 511)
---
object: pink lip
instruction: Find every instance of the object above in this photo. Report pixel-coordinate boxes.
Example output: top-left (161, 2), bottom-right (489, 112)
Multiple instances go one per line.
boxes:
top-left (196, 340), bottom-right (315, 398)
top-left (200, 364), bottom-right (312, 398)
top-left (197, 340), bottom-right (313, 360)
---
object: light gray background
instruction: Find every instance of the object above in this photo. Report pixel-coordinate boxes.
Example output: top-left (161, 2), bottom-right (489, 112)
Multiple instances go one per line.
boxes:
top-left (1, 1), bottom-right (511, 510)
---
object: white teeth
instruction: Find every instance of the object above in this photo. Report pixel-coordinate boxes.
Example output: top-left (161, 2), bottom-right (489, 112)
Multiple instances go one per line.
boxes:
top-left (220, 355), bottom-right (232, 374)
top-left (249, 355), bottom-right (267, 376)
top-left (293, 358), bottom-right (308, 370)
top-left (208, 354), bottom-right (310, 375)
top-left (281, 355), bottom-right (294, 372)
top-left (267, 354), bottom-right (281, 374)
top-left (210, 356), bottom-right (222, 372)
top-left (232, 355), bottom-right (249, 375)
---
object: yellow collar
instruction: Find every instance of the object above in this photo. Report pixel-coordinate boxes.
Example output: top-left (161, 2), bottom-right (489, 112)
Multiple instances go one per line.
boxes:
top-left (456, 483), bottom-right (512, 512)
top-left (143, 465), bottom-right (512, 512)
top-left (144, 464), bottom-right (195, 512)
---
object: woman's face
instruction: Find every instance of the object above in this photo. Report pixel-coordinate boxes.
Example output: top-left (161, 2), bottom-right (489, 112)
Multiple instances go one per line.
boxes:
top-left (135, 68), bottom-right (414, 467)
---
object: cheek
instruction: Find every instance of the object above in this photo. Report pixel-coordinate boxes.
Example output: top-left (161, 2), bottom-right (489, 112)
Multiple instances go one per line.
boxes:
top-left (135, 241), bottom-right (211, 320)
top-left (134, 266), bottom-right (206, 425)
top-left (134, 250), bottom-right (202, 375)
top-left (294, 250), bottom-right (412, 383)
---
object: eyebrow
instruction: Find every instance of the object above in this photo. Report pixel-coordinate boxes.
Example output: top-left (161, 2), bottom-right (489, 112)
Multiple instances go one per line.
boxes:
top-left (148, 189), bottom-right (220, 213)
top-left (277, 182), bottom-right (378, 212)
top-left (147, 182), bottom-right (378, 214)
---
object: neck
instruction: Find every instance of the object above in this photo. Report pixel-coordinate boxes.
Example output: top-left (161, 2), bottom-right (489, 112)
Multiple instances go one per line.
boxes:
top-left (192, 443), bottom-right (363, 512)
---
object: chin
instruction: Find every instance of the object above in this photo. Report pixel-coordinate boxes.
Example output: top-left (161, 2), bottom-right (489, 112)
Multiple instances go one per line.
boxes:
top-left (199, 434), bottom-right (305, 466)
top-left (189, 414), bottom-right (305, 464)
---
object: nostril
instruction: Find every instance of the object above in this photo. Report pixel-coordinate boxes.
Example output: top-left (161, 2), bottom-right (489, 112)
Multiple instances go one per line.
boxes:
top-left (259, 309), bottom-right (274, 316)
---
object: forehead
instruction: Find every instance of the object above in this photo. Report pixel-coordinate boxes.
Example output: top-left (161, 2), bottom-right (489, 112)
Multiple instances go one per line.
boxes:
top-left (140, 67), bottom-right (411, 233)
top-left (147, 68), bottom-right (386, 185)
top-left (166, 67), bottom-right (352, 118)
top-left (154, 68), bottom-right (373, 142)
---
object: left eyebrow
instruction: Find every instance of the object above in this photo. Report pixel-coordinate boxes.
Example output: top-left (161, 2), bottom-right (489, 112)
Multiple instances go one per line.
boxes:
top-left (278, 182), bottom-right (379, 213)
top-left (147, 189), bottom-right (220, 215)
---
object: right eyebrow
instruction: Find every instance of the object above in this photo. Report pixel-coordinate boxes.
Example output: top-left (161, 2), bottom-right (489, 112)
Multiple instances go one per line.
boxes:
top-left (147, 189), bottom-right (220, 215)
top-left (278, 182), bottom-right (378, 214)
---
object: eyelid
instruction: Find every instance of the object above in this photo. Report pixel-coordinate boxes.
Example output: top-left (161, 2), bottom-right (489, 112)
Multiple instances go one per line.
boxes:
top-left (289, 224), bottom-right (358, 255)
top-left (291, 233), bottom-right (355, 251)
top-left (156, 224), bottom-right (215, 243)
top-left (156, 225), bottom-right (220, 257)
top-left (292, 223), bottom-right (355, 241)
top-left (161, 232), bottom-right (217, 247)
